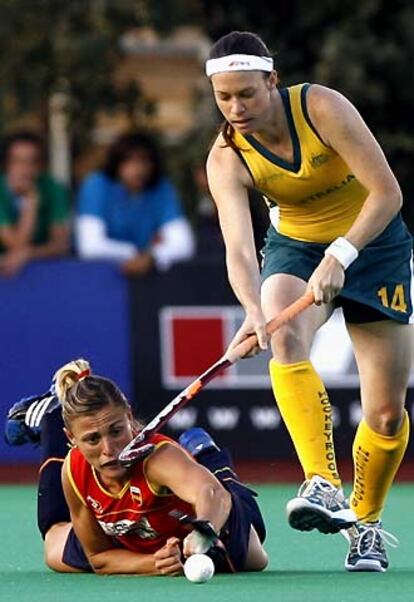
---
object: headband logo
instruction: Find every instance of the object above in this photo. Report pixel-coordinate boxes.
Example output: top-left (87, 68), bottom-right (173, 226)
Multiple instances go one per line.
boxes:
top-left (228, 61), bottom-right (251, 67)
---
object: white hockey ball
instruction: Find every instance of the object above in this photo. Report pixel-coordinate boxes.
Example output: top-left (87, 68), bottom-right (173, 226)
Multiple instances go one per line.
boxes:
top-left (184, 554), bottom-right (215, 583)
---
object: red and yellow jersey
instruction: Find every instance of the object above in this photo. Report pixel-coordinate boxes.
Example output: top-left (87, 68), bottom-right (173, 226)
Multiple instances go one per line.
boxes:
top-left (233, 83), bottom-right (368, 243)
top-left (66, 434), bottom-right (193, 554)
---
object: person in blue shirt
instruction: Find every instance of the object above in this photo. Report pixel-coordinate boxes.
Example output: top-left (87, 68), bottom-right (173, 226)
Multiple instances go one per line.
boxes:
top-left (76, 132), bottom-right (194, 275)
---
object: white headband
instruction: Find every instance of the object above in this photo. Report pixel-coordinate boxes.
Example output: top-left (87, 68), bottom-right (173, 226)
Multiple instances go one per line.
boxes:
top-left (205, 54), bottom-right (274, 77)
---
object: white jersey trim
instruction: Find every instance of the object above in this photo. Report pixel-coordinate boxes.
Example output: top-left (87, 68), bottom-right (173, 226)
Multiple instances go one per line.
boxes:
top-left (269, 205), bottom-right (280, 232)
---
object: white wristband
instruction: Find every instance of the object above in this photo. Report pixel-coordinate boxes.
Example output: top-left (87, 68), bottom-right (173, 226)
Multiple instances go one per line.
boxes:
top-left (324, 237), bottom-right (359, 270)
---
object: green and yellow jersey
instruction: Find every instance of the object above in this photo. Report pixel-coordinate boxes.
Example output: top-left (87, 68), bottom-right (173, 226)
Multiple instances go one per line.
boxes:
top-left (233, 83), bottom-right (368, 243)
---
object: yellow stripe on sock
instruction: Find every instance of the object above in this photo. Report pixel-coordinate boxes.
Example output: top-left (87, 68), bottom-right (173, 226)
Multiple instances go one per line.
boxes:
top-left (350, 411), bottom-right (409, 522)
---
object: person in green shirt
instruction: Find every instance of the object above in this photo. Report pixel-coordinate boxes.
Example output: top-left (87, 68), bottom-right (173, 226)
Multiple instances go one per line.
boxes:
top-left (0, 131), bottom-right (70, 277)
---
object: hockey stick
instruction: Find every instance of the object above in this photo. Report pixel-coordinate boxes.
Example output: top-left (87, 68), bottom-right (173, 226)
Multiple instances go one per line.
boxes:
top-left (119, 291), bottom-right (314, 466)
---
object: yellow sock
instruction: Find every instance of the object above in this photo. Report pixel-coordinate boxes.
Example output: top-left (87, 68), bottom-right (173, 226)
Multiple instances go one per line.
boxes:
top-left (269, 359), bottom-right (341, 487)
top-left (350, 411), bottom-right (409, 522)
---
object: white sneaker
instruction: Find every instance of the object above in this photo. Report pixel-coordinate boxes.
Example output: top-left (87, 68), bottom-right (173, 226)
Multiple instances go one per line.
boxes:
top-left (286, 475), bottom-right (357, 534)
top-left (343, 521), bottom-right (398, 572)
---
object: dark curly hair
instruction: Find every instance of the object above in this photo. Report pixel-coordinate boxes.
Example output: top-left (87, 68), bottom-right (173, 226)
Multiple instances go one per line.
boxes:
top-left (103, 131), bottom-right (163, 189)
top-left (0, 131), bottom-right (45, 169)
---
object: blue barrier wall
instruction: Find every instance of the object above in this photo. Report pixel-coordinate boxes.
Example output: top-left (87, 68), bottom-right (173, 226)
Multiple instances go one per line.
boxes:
top-left (0, 260), bottom-right (131, 463)
top-left (129, 261), bottom-right (414, 460)
top-left (2, 258), bottom-right (414, 466)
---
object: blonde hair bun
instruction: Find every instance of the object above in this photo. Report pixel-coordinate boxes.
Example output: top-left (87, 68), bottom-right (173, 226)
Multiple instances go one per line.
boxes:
top-left (54, 358), bottom-right (91, 402)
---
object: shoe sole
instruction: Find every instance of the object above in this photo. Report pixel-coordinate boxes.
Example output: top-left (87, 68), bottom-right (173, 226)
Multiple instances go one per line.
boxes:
top-left (286, 498), bottom-right (357, 534)
top-left (345, 559), bottom-right (386, 573)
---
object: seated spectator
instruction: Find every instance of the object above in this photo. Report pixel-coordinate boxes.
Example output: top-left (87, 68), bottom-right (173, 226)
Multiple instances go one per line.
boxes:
top-left (0, 131), bottom-right (70, 277)
top-left (75, 131), bottom-right (195, 276)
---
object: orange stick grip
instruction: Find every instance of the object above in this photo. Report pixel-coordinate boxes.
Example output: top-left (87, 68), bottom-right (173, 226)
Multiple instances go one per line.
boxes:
top-left (226, 291), bottom-right (315, 363)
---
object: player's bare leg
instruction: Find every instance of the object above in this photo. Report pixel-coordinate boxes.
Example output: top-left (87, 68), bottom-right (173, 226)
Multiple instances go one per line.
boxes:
top-left (344, 320), bottom-right (413, 571)
top-left (44, 522), bottom-right (84, 573)
top-left (262, 274), bottom-right (356, 533)
top-left (245, 527), bottom-right (268, 571)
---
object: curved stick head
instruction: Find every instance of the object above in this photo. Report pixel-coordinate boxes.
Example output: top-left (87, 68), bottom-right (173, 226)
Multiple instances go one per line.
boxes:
top-left (118, 443), bottom-right (156, 467)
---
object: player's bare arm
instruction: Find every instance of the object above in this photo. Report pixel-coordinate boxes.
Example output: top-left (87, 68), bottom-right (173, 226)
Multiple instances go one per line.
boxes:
top-left (304, 85), bottom-right (402, 303)
top-left (308, 85), bottom-right (402, 250)
top-left (146, 443), bottom-right (232, 533)
top-left (207, 139), bottom-right (268, 350)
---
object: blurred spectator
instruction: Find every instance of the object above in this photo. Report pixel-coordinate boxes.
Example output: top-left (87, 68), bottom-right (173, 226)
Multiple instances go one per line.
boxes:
top-left (0, 132), bottom-right (70, 277)
top-left (75, 131), bottom-right (195, 276)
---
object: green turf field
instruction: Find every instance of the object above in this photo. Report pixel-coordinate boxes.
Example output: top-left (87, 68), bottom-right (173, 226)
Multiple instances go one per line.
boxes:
top-left (1, 483), bottom-right (413, 602)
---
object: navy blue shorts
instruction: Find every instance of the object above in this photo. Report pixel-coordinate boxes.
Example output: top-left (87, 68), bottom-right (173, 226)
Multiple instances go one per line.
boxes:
top-left (197, 449), bottom-right (266, 572)
top-left (261, 214), bottom-right (413, 324)
top-left (62, 527), bottom-right (92, 571)
top-left (38, 460), bottom-right (69, 539)
top-left (37, 458), bottom-right (92, 571)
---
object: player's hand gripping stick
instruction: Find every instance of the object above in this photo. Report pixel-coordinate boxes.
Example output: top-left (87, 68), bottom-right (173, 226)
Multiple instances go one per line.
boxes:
top-left (169, 509), bottom-right (236, 573)
top-left (119, 291), bottom-right (314, 466)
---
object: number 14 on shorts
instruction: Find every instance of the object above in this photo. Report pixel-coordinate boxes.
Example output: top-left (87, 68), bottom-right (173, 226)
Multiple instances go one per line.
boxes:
top-left (377, 284), bottom-right (407, 313)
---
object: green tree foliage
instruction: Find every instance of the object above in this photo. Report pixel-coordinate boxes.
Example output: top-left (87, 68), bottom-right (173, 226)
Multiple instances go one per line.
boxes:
top-left (156, 0), bottom-right (414, 227)
top-left (1, 1), bottom-right (413, 227)
top-left (0, 0), bottom-right (143, 146)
